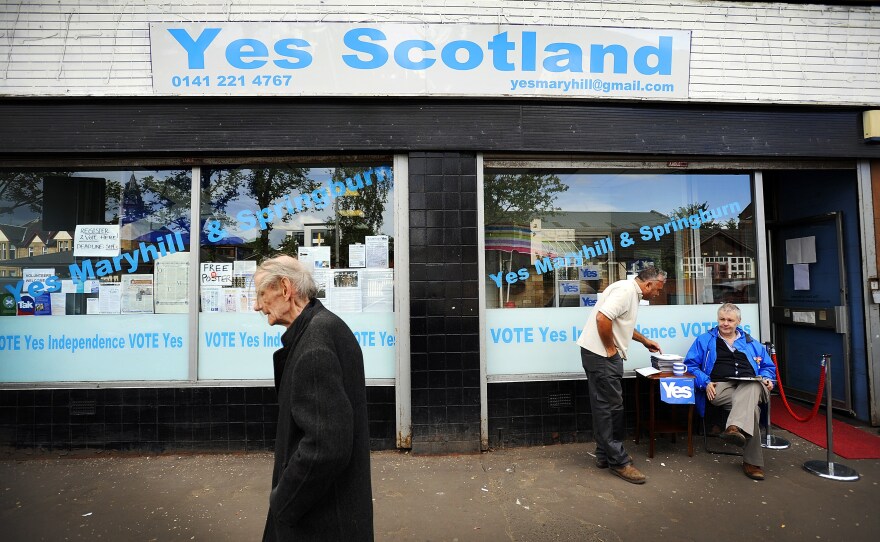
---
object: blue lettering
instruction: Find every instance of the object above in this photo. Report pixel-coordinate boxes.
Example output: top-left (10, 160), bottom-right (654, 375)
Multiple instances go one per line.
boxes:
top-left (441, 40), bottom-right (483, 70)
top-left (236, 209), bottom-right (257, 230)
top-left (634, 36), bottom-right (672, 75)
top-left (44, 275), bottom-right (61, 293)
top-left (167, 28), bottom-right (221, 69)
top-left (394, 40), bottom-right (436, 70)
top-left (521, 31), bottom-right (537, 71)
top-left (274, 38), bottom-right (313, 69)
top-left (590, 43), bottom-right (627, 74)
top-left (342, 28), bottom-right (389, 69)
top-left (69, 259), bottom-right (96, 285)
top-left (487, 32), bottom-right (515, 71)
top-left (542, 43), bottom-right (583, 72)
top-left (226, 38), bottom-right (269, 69)
top-left (4, 280), bottom-right (24, 302)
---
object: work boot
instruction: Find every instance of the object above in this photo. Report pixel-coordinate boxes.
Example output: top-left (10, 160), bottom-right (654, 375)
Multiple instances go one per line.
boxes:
top-left (743, 462), bottom-right (765, 480)
top-left (595, 457), bottom-right (609, 469)
top-left (610, 464), bottom-right (646, 484)
top-left (720, 425), bottom-right (747, 447)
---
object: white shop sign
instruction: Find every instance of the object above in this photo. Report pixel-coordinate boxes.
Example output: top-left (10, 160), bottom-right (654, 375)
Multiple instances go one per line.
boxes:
top-left (150, 23), bottom-right (690, 99)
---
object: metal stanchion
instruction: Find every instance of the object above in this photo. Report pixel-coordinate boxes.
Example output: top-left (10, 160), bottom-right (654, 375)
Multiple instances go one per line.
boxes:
top-left (762, 343), bottom-right (790, 450)
top-left (803, 354), bottom-right (860, 481)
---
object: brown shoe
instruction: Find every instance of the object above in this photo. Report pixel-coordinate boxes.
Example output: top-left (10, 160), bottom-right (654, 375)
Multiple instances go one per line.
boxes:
top-left (610, 464), bottom-right (647, 484)
top-left (743, 462), bottom-right (765, 480)
top-left (720, 425), bottom-right (747, 447)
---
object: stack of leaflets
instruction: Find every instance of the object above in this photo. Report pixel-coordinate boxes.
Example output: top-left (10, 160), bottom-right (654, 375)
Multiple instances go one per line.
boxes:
top-left (651, 353), bottom-right (684, 371)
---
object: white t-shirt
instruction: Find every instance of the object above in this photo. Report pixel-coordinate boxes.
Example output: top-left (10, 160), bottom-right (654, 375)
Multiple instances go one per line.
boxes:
top-left (576, 278), bottom-right (643, 359)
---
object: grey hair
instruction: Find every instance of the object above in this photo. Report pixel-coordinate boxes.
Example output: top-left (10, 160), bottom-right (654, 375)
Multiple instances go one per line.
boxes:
top-left (255, 255), bottom-right (318, 301)
top-left (637, 266), bottom-right (667, 282)
top-left (717, 302), bottom-right (742, 320)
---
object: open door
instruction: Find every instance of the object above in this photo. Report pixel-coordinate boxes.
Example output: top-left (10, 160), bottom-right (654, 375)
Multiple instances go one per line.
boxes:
top-left (765, 170), bottom-right (866, 416)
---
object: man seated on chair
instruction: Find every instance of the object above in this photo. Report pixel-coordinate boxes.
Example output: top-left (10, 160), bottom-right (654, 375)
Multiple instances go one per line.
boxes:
top-left (684, 303), bottom-right (776, 480)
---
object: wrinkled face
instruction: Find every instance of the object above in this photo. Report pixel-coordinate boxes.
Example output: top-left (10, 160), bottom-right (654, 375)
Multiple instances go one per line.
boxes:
top-left (253, 271), bottom-right (293, 327)
top-left (717, 310), bottom-right (741, 336)
top-left (642, 277), bottom-right (666, 300)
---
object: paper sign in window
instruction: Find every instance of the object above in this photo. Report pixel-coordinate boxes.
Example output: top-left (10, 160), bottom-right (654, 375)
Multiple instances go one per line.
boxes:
top-left (785, 236), bottom-right (817, 264)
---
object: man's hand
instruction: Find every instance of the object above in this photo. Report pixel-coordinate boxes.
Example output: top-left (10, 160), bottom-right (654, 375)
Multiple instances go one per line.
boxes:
top-left (605, 346), bottom-right (619, 358)
top-left (643, 338), bottom-right (662, 353)
top-left (706, 381), bottom-right (716, 401)
top-left (632, 330), bottom-right (662, 354)
top-left (763, 378), bottom-right (774, 392)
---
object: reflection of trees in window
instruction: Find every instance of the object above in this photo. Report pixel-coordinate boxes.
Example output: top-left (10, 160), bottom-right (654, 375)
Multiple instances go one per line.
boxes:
top-left (484, 173), bottom-right (568, 226)
top-left (0, 171), bottom-right (48, 217)
top-left (320, 167), bottom-right (393, 268)
top-left (242, 167), bottom-right (320, 260)
top-left (202, 167), bottom-right (321, 261)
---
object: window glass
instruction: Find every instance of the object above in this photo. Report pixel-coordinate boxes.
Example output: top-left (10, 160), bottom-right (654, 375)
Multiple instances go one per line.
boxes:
top-left (483, 169), bottom-right (760, 376)
top-left (0, 169), bottom-right (191, 382)
top-left (197, 164), bottom-right (395, 380)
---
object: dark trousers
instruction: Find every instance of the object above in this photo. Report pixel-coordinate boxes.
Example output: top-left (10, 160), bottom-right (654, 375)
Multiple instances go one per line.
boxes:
top-left (581, 347), bottom-right (631, 467)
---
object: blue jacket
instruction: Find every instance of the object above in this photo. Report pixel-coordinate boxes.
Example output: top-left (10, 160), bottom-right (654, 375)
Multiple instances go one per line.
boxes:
top-left (684, 326), bottom-right (776, 417)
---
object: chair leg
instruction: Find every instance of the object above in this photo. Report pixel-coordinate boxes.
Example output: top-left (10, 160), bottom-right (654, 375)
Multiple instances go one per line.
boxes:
top-left (702, 406), bottom-right (743, 457)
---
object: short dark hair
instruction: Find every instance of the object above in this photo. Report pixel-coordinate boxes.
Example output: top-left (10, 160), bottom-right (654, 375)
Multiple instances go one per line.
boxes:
top-left (637, 266), bottom-right (667, 282)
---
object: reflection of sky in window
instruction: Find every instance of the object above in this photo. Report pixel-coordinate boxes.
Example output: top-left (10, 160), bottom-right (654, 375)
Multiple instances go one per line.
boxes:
top-left (213, 166), bottom-right (394, 247)
top-left (555, 173), bottom-right (751, 215)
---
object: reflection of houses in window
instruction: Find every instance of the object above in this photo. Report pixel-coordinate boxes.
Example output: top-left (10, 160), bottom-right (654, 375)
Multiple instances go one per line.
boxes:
top-left (684, 228), bottom-right (756, 279)
top-left (0, 221), bottom-right (75, 278)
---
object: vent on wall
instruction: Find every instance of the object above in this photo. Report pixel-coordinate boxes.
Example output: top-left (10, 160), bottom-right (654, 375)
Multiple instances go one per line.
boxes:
top-left (70, 400), bottom-right (96, 416)
top-left (547, 393), bottom-right (573, 409)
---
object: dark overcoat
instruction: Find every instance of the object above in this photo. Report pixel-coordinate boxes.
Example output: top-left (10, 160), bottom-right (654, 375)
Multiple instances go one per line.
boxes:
top-left (262, 299), bottom-right (374, 541)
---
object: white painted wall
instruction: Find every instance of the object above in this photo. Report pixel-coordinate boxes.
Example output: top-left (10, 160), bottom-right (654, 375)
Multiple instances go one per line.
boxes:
top-left (1, 0), bottom-right (878, 105)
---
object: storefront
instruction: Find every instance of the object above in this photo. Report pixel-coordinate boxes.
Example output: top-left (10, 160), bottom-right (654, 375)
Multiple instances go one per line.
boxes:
top-left (1, 1), bottom-right (879, 453)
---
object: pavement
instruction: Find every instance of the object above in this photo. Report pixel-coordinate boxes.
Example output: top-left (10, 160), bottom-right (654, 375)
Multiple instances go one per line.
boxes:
top-left (1, 428), bottom-right (879, 542)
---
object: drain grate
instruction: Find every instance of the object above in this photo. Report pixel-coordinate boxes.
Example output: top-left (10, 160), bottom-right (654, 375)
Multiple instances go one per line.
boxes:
top-left (70, 400), bottom-right (96, 416)
top-left (547, 393), bottom-right (573, 409)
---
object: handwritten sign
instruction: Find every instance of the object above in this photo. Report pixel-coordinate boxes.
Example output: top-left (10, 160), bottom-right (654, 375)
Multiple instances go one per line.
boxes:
top-left (74, 225), bottom-right (120, 257)
top-left (200, 262), bottom-right (233, 285)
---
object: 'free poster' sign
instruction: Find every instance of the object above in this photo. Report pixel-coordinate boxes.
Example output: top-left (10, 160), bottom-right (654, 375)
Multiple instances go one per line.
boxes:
top-left (200, 262), bottom-right (232, 285)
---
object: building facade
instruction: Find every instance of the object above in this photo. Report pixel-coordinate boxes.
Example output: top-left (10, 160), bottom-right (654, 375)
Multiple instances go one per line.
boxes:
top-left (1, 0), bottom-right (879, 454)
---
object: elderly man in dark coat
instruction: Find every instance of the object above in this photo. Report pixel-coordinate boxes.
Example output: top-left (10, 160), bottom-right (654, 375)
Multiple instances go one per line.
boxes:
top-left (254, 255), bottom-right (373, 541)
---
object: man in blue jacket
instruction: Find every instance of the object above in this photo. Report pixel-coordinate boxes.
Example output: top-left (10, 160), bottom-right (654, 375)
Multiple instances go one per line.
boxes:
top-left (684, 303), bottom-right (776, 480)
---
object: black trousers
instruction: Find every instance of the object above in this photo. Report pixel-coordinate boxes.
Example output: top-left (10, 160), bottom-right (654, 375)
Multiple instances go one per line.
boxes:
top-left (581, 347), bottom-right (631, 467)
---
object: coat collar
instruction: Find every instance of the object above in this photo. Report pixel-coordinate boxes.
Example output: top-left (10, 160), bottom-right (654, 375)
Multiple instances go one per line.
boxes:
top-left (272, 298), bottom-right (322, 391)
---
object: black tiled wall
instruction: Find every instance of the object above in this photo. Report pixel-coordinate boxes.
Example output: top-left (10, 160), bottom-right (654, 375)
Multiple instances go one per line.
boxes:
top-left (488, 380), bottom-right (642, 449)
top-left (0, 386), bottom-right (396, 452)
top-left (409, 152), bottom-right (481, 454)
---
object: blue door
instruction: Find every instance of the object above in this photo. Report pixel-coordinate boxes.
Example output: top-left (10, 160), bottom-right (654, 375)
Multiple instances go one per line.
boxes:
top-left (766, 170), bottom-right (867, 418)
top-left (770, 214), bottom-right (849, 410)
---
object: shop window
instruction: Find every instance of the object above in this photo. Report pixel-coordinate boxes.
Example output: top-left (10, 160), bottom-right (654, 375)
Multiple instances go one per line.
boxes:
top-left (483, 169), bottom-right (759, 377)
top-left (0, 169), bottom-right (191, 382)
top-left (197, 164), bottom-right (395, 380)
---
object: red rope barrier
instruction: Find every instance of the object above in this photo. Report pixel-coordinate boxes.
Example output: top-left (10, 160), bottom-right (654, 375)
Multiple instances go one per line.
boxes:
top-left (770, 348), bottom-right (827, 423)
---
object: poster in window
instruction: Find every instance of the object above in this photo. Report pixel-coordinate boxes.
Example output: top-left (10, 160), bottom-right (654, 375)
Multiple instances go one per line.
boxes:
top-left (365, 235), bottom-right (389, 268)
top-left (121, 274), bottom-right (154, 314)
top-left (330, 270), bottom-right (362, 312)
top-left (155, 252), bottom-right (189, 314)
top-left (349, 244), bottom-right (366, 268)
top-left (74, 225), bottom-right (120, 257)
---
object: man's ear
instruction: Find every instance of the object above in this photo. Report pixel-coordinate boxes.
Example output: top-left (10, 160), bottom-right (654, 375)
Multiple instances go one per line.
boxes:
top-left (279, 277), bottom-right (292, 299)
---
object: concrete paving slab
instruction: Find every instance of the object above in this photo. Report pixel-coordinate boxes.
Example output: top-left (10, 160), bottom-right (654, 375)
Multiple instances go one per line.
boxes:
top-left (1, 428), bottom-right (878, 541)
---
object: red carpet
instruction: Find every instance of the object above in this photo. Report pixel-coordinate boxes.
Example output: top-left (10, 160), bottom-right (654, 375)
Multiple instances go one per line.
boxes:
top-left (770, 396), bottom-right (880, 459)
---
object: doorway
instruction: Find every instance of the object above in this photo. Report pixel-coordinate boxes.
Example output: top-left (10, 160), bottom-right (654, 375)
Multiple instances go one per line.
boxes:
top-left (765, 170), bottom-right (868, 418)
